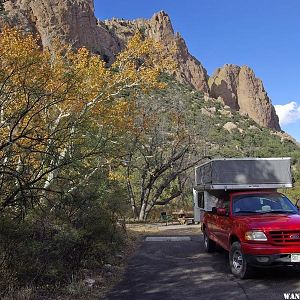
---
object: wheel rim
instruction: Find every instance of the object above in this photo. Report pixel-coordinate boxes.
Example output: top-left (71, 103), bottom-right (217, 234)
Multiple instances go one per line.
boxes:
top-left (232, 250), bottom-right (243, 273)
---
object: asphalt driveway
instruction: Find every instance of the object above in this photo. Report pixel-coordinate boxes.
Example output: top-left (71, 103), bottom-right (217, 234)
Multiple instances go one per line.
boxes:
top-left (105, 226), bottom-right (300, 300)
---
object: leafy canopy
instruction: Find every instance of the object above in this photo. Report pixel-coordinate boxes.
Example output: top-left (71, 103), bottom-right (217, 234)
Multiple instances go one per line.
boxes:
top-left (0, 27), bottom-right (171, 214)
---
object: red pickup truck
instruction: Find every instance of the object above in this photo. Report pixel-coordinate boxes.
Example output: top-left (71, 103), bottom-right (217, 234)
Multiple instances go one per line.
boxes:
top-left (202, 190), bottom-right (300, 279)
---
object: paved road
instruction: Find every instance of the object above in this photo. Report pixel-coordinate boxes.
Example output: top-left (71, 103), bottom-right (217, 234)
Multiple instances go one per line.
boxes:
top-left (105, 227), bottom-right (300, 300)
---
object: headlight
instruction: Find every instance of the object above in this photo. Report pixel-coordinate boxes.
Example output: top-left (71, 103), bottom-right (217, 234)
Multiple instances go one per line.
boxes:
top-left (245, 231), bottom-right (268, 241)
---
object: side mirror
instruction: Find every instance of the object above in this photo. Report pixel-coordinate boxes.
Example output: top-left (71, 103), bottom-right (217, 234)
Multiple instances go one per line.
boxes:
top-left (216, 208), bottom-right (228, 216)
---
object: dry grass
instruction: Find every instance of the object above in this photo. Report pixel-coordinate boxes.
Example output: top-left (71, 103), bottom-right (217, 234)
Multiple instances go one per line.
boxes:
top-left (127, 222), bottom-right (201, 235)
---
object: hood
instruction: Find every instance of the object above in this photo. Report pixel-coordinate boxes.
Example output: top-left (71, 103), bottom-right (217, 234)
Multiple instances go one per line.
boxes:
top-left (236, 214), bottom-right (300, 231)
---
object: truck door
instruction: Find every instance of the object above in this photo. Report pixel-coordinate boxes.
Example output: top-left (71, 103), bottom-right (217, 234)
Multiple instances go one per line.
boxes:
top-left (215, 199), bottom-right (232, 250)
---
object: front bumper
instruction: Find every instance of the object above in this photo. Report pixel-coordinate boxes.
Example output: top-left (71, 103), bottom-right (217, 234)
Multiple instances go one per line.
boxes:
top-left (245, 253), bottom-right (300, 266)
top-left (242, 242), bottom-right (300, 266)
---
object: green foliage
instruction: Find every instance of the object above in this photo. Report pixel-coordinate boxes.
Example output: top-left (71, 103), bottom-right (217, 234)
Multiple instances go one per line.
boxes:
top-left (0, 177), bottom-right (128, 296)
top-left (281, 179), bottom-right (300, 203)
top-left (145, 77), bottom-right (300, 209)
top-left (0, 25), bottom-right (299, 297)
top-left (0, 26), bottom-right (170, 296)
top-left (0, 1), bottom-right (4, 13)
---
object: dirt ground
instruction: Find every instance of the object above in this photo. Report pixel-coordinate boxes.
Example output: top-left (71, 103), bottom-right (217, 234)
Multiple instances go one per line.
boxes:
top-left (127, 222), bottom-right (202, 234)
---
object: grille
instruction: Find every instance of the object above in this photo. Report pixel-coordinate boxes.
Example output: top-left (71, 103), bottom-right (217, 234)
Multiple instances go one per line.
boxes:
top-left (269, 231), bottom-right (300, 245)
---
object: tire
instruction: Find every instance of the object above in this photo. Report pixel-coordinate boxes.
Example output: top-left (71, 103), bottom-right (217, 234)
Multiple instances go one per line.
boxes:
top-left (203, 230), bottom-right (216, 253)
top-left (229, 241), bottom-right (253, 279)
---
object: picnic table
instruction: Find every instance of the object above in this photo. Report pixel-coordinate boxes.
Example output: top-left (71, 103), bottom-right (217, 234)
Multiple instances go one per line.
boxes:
top-left (172, 210), bottom-right (194, 225)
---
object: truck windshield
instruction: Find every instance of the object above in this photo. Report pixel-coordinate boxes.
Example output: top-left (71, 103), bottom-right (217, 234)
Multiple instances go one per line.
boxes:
top-left (232, 193), bottom-right (298, 215)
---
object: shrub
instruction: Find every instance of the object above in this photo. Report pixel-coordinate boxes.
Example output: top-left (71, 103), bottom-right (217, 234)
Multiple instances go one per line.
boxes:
top-left (0, 180), bottom-right (128, 296)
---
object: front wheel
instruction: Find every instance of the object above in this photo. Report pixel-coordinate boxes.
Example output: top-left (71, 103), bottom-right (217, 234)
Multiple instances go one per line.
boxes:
top-left (229, 242), bottom-right (253, 279)
top-left (203, 230), bottom-right (215, 253)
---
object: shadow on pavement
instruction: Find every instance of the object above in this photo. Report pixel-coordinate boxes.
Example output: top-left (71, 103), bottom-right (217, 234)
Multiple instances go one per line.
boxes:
top-left (105, 232), bottom-right (300, 300)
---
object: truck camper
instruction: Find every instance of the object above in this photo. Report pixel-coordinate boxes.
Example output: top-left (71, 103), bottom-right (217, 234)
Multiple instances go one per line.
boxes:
top-left (194, 158), bottom-right (300, 278)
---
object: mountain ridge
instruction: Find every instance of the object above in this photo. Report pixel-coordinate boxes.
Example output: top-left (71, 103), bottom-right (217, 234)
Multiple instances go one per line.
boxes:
top-left (0, 0), bottom-right (282, 132)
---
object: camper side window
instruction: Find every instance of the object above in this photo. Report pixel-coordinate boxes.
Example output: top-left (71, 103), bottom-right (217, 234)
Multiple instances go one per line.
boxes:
top-left (198, 192), bottom-right (204, 209)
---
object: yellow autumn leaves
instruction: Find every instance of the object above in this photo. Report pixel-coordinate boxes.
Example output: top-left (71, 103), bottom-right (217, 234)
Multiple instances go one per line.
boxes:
top-left (0, 26), bottom-right (172, 210)
top-left (0, 27), bottom-right (171, 132)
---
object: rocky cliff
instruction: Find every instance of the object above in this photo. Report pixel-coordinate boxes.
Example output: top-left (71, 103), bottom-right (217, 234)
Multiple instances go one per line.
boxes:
top-left (1, 0), bottom-right (120, 59)
top-left (1, 0), bottom-right (280, 131)
top-left (209, 64), bottom-right (280, 130)
top-left (1, 2), bottom-right (209, 92)
top-left (103, 11), bottom-right (209, 93)
top-left (104, 13), bottom-right (281, 130)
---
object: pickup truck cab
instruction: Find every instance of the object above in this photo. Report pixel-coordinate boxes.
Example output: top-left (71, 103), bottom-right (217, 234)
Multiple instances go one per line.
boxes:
top-left (202, 190), bottom-right (300, 279)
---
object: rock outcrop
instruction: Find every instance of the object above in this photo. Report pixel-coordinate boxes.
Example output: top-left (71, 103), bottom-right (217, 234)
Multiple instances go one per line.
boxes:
top-left (2, 0), bottom-right (120, 60)
top-left (209, 64), bottom-right (281, 131)
top-left (1, 4), bottom-right (209, 92)
top-left (223, 122), bottom-right (238, 132)
top-left (104, 11), bottom-right (209, 93)
top-left (1, 1), bottom-right (281, 131)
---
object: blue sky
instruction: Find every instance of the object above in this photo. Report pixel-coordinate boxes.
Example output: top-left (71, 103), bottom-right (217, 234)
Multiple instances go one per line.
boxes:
top-left (95, 0), bottom-right (300, 142)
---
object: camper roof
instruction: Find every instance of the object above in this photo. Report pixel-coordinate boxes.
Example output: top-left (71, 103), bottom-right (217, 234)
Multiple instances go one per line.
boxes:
top-left (194, 157), bottom-right (292, 191)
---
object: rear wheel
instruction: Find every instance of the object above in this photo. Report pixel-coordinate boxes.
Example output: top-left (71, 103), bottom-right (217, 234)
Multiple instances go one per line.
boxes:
top-left (203, 230), bottom-right (215, 252)
top-left (229, 241), bottom-right (253, 279)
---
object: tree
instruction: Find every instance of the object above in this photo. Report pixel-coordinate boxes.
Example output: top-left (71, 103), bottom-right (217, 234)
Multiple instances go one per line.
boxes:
top-left (0, 28), bottom-right (170, 216)
top-left (0, 1), bottom-right (4, 13)
top-left (122, 86), bottom-right (208, 220)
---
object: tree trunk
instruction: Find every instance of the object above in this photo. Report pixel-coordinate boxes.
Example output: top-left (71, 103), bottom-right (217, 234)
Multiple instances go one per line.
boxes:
top-left (138, 202), bottom-right (153, 221)
top-left (131, 203), bottom-right (138, 220)
top-left (138, 202), bottom-right (147, 221)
